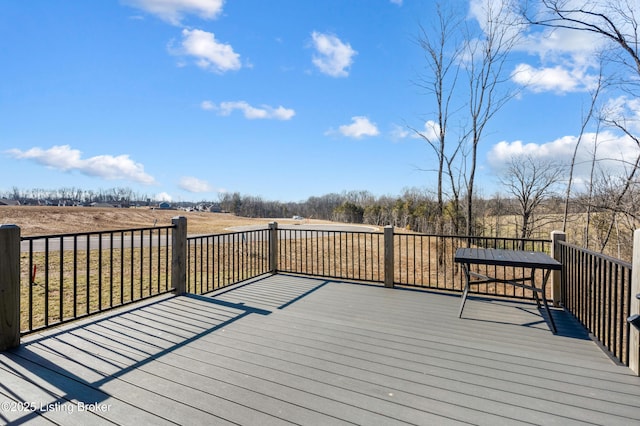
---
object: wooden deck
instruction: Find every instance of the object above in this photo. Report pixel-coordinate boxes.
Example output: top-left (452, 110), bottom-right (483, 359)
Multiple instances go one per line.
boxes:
top-left (1, 274), bottom-right (639, 425)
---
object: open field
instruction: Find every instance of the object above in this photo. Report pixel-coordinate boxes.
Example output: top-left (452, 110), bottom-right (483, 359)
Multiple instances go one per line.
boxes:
top-left (0, 206), bottom-right (338, 236)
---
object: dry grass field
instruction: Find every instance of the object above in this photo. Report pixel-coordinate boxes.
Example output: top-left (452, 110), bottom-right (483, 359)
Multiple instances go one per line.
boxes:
top-left (0, 206), bottom-right (334, 236)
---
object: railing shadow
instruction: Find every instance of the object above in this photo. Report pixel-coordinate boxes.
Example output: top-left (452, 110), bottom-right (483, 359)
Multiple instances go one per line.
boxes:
top-left (0, 275), bottom-right (330, 423)
top-left (206, 273), bottom-right (332, 310)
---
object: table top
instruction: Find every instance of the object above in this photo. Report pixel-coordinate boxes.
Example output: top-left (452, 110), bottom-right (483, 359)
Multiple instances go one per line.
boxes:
top-left (454, 247), bottom-right (562, 270)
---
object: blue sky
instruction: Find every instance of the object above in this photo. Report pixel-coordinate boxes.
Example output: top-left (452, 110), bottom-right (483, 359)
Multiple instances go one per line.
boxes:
top-left (2, 0), bottom-right (638, 203)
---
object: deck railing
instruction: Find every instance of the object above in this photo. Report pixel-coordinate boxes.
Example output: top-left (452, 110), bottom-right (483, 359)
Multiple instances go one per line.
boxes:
top-left (393, 233), bottom-right (551, 296)
top-left (2, 217), bottom-right (639, 374)
top-left (276, 227), bottom-right (384, 282)
top-left (186, 229), bottom-right (271, 294)
top-left (276, 228), bottom-right (552, 296)
top-left (557, 239), bottom-right (633, 366)
top-left (18, 224), bottom-right (174, 334)
top-left (2, 220), bottom-right (553, 336)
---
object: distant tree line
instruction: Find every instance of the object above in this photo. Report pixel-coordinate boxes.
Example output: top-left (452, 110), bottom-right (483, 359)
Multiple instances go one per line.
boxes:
top-left (1, 186), bottom-right (153, 207)
top-left (218, 189), bottom-right (459, 233)
top-left (219, 176), bottom-right (640, 262)
top-left (4, 158), bottom-right (640, 262)
top-left (220, 188), bottom-right (553, 235)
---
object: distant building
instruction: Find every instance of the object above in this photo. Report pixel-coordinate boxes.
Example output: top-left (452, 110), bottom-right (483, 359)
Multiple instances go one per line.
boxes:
top-left (158, 201), bottom-right (172, 209)
top-left (0, 198), bottom-right (20, 206)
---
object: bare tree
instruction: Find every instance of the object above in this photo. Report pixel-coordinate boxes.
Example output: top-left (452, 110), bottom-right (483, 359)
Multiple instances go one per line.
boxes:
top-left (462, 0), bottom-right (523, 237)
top-left (413, 3), bottom-right (465, 235)
top-left (562, 62), bottom-right (605, 232)
top-left (523, 0), bottom-right (640, 254)
top-left (485, 192), bottom-right (511, 237)
top-left (588, 169), bottom-right (640, 259)
top-left (522, 0), bottom-right (640, 77)
top-left (499, 155), bottom-right (563, 242)
top-left (582, 119), bottom-right (602, 249)
top-left (597, 112), bottom-right (640, 250)
top-left (10, 186), bottom-right (21, 201)
top-left (413, 0), bottom-right (522, 238)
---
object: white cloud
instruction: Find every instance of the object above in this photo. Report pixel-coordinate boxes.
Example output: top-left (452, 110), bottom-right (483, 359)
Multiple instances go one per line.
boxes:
top-left (511, 11), bottom-right (606, 95)
top-left (519, 26), bottom-right (602, 66)
top-left (334, 116), bottom-right (380, 139)
top-left (155, 192), bottom-right (172, 202)
top-left (200, 100), bottom-right (215, 110)
top-left (488, 137), bottom-right (576, 163)
top-left (389, 121), bottom-right (442, 142)
top-left (602, 96), bottom-right (640, 133)
top-left (123, 0), bottom-right (224, 25)
top-left (310, 31), bottom-right (357, 77)
top-left (389, 124), bottom-right (410, 142)
top-left (487, 131), bottom-right (640, 184)
top-left (467, 1), bottom-right (601, 95)
top-left (468, 0), bottom-right (523, 43)
top-left (206, 100), bottom-right (295, 120)
top-left (173, 29), bottom-right (241, 74)
top-left (412, 120), bottom-right (442, 141)
top-left (510, 63), bottom-right (598, 93)
top-left (6, 145), bottom-right (156, 184)
top-left (179, 176), bottom-right (213, 193)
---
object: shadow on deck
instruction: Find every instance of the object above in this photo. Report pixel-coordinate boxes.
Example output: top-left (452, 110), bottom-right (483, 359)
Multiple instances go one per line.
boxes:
top-left (0, 274), bottom-right (639, 425)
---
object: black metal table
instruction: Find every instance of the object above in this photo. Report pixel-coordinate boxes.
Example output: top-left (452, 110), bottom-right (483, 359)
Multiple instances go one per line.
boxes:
top-left (454, 248), bottom-right (562, 333)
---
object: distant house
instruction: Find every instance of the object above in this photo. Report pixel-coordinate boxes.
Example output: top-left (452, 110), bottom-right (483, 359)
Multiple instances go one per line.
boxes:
top-left (0, 198), bottom-right (20, 206)
top-left (158, 201), bottom-right (172, 210)
top-left (89, 202), bottom-right (116, 208)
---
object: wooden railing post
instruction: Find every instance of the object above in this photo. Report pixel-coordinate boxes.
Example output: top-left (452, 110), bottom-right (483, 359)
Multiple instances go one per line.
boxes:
top-left (0, 225), bottom-right (21, 350)
top-left (550, 230), bottom-right (566, 307)
top-left (384, 225), bottom-right (394, 288)
top-left (269, 222), bottom-right (278, 273)
top-left (172, 216), bottom-right (187, 295)
top-left (629, 229), bottom-right (640, 375)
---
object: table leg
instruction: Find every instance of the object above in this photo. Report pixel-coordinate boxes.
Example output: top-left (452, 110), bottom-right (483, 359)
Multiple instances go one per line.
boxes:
top-left (458, 263), bottom-right (470, 318)
top-left (540, 269), bottom-right (557, 334)
top-left (531, 269), bottom-right (542, 309)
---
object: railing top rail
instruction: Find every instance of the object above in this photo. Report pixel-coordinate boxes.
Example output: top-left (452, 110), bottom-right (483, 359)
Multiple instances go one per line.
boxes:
top-left (21, 224), bottom-right (176, 241)
top-left (278, 227), bottom-right (383, 235)
top-left (187, 227), bottom-right (271, 240)
top-left (558, 239), bottom-right (632, 269)
top-left (187, 227), bottom-right (553, 241)
top-left (393, 231), bottom-right (551, 243)
top-left (187, 226), bottom-right (386, 241)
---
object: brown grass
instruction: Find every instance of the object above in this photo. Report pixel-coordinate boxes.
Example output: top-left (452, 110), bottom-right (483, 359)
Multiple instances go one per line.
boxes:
top-left (0, 205), bottom-right (335, 236)
top-left (21, 244), bottom-right (172, 330)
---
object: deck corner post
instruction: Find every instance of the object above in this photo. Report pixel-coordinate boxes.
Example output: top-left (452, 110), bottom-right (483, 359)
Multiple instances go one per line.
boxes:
top-left (629, 229), bottom-right (640, 375)
top-left (171, 216), bottom-right (187, 295)
top-left (384, 225), bottom-right (394, 288)
top-left (0, 224), bottom-right (21, 350)
top-left (269, 222), bottom-right (278, 274)
top-left (550, 230), bottom-right (566, 308)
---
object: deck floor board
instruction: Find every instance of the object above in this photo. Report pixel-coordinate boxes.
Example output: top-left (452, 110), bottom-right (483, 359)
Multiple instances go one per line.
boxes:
top-left (1, 274), bottom-right (639, 425)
